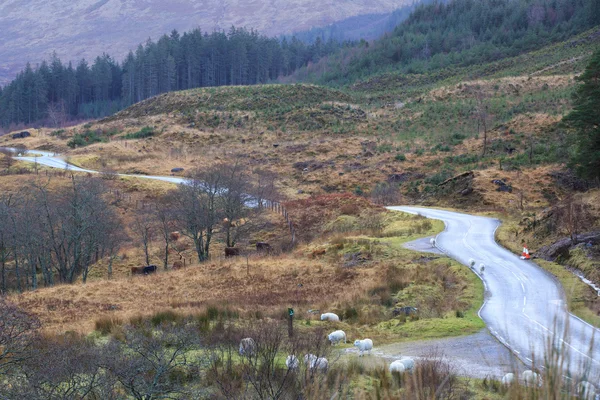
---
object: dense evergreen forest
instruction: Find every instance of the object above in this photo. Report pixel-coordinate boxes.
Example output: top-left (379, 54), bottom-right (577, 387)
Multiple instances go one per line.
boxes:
top-left (288, 0), bottom-right (438, 44)
top-left (0, 27), bottom-right (345, 128)
top-left (305, 0), bottom-right (600, 85)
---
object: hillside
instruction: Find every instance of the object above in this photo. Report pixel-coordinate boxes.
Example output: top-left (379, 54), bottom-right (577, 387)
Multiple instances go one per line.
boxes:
top-left (0, 0), bottom-right (413, 85)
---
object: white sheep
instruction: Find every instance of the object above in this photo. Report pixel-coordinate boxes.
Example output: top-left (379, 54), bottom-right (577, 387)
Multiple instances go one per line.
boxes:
top-left (430, 238), bottom-right (436, 247)
top-left (479, 263), bottom-right (486, 274)
top-left (399, 357), bottom-right (414, 372)
top-left (239, 337), bottom-right (256, 356)
top-left (577, 381), bottom-right (597, 400)
top-left (320, 312), bottom-right (340, 322)
top-left (354, 338), bottom-right (373, 356)
top-left (521, 370), bottom-right (542, 387)
top-left (328, 330), bottom-right (346, 345)
top-left (286, 355), bottom-right (300, 370)
top-left (389, 360), bottom-right (406, 374)
top-left (501, 373), bottom-right (515, 386)
top-left (304, 354), bottom-right (328, 372)
top-left (468, 258), bottom-right (476, 268)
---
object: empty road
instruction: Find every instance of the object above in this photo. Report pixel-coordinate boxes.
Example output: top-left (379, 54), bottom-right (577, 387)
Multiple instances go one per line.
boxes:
top-left (388, 206), bottom-right (600, 381)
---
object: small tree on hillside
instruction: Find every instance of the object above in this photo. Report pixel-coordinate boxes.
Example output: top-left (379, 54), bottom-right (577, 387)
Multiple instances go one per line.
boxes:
top-left (564, 49), bottom-right (600, 182)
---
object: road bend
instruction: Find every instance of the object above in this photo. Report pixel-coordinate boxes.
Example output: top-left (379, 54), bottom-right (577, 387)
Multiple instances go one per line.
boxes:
top-left (388, 206), bottom-right (600, 381)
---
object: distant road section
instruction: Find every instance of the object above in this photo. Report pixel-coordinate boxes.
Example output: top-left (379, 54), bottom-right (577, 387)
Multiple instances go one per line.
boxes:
top-left (2, 148), bottom-right (187, 184)
top-left (388, 206), bottom-right (600, 381)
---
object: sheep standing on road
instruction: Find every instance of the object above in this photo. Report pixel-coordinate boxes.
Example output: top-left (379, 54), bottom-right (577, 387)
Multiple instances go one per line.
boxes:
top-left (501, 373), bottom-right (515, 386)
top-left (320, 312), bottom-right (340, 322)
top-left (468, 258), bottom-right (476, 268)
top-left (286, 355), bottom-right (299, 370)
top-left (479, 263), bottom-right (486, 274)
top-left (239, 338), bottom-right (256, 356)
top-left (521, 370), bottom-right (542, 387)
top-left (389, 360), bottom-right (406, 373)
top-left (354, 339), bottom-right (373, 356)
top-left (328, 330), bottom-right (346, 345)
top-left (430, 238), bottom-right (436, 247)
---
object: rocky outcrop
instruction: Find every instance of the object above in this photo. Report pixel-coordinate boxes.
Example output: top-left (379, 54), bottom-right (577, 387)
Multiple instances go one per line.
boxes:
top-left (536, 231), bottom-right (600, 261)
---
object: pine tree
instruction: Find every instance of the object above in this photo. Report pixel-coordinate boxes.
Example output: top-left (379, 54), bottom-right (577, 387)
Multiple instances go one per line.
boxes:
top-left (564, 49), bottom-right (600, 180)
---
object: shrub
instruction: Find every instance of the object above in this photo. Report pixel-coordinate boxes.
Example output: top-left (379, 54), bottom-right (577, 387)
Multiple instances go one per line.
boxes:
top-left (95, 316), bottom-right (122, 335)
top-left (150, 310), bottom-right (181, 326)
top-left (67, 130), bottom-right (105, 148)
top-left (395, 153), bottom-right (407, 162)
top-left (123, 126), bottom-right (155, 140)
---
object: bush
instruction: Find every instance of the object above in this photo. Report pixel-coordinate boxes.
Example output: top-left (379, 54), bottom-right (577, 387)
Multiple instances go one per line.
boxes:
top-left (95, 316), bottom-right (122, 335)
top-left (395, 153), bottom-right (407, 162)
top-left (67, 130), bottom-right (105, 148)
top-left (150, 310), bottom-right (181, 326)
top-left (123, 126), bottom-right (155, 140)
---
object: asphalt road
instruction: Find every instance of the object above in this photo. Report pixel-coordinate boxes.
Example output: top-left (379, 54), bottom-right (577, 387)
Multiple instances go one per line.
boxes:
top-left (388, 206), bottom-right (600, 382)
top-left (4, 148), bottom-right (599, 380)
top-left (2, 148), bottom-right (187, 184)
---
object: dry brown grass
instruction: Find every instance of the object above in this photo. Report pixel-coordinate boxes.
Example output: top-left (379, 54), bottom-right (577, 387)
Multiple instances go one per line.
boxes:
top-left (10, 252), bottom-right (380, 334)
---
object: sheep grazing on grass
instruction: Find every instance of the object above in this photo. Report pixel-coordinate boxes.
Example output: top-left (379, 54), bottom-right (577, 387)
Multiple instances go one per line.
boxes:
top-left (354, 339), bottom-right (373, 356)
top-left (239, 337), bottom-right (256, 356)
top-left (328, 330), bottom-right (346, 345)
top-left (430, 238), bottom-right (436, 247)
top-left (521, 370), bottom-right (542, 387)
top-left (399, 357), bottom-right (414, 372)
top-left (389, 360), bottom-right (406, 374)
top-left (286, 355), bottom-right (299, 370)
top-left (577, 381), bottom-right (597, 400)
top-left (479, 263), bottom-right (486, 274)
top-left (320, 312), bottom-right (340, 322)
top-left (468, 258), bottom-right (476, 268)
top-left (304, 354), bottom-right (328, 372)
top-left (501, 373), bottom-right (515, 386)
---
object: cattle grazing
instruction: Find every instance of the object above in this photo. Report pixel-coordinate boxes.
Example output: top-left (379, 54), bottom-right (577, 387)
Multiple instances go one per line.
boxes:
top-left (131, 265), bottom-right (158, 276)
top-left (172, 261), bottom-right (184, 270)
top-left (225, 247), bottom-right (241, 257)
top-left (169, 231), bottom-right (181, 241)
top-left (171, 167), bottom-right (185, 173)
top-left (256, 242), bottom-right (272, 253)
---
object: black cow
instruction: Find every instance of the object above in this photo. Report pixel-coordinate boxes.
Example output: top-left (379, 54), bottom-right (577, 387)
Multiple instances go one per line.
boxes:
top-left (132, 265), bottom-right (158, 275)
top-left (256, 242), bottom-right (272, 253)
top-left (12, 131), bottom-right (31, 139)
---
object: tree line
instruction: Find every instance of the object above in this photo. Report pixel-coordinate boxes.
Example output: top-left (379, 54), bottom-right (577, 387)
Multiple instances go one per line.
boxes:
top-left (0, 163), bottom-right (278, 294)
top-left (0, 27), bottom-right (347, 129)
top-left (308, 0), bottom-right (600, 85)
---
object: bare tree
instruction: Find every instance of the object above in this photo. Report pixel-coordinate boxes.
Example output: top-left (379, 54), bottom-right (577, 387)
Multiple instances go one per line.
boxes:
top-left (133, 210), bottom-right (155, 266)
top-left (0, 298), bottom-right (41, 379)
top-left (46, 100), bottom-right (68, 128)
top-left (209, 323), bottom-right (332, 400)
top-left (219, 163), bottom-right (253, 248)
top-left (106, 322), bottom-right (200, 400)
top-left (371, 182), bottom-right (401, 205)
top-left (474, 89), bottom-right (492, 157)
top-left (154, 198), bottom-right (177, 270)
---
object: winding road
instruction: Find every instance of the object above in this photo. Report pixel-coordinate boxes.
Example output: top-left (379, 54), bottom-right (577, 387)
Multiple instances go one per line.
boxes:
top-left (388, 206), bottom-right (600, 382)
top-left (3, 148), bottom-right (187, 184)
top-left (3, 148), bottom-right (599, 381)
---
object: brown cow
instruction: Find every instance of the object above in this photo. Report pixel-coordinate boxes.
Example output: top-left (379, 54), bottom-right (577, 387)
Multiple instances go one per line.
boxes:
top-left (172, 261), bottom-right (184, 270)
top-left (225, 247), bottom-right (240, 257)
top-left (170, 231), bottom-right (181, 241)
top-left (131, 266), bottom-right (145, 275)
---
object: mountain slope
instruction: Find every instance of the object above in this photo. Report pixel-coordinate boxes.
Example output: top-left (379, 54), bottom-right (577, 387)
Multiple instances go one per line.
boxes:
top-left (0, 0), bottom-right (413, 85)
